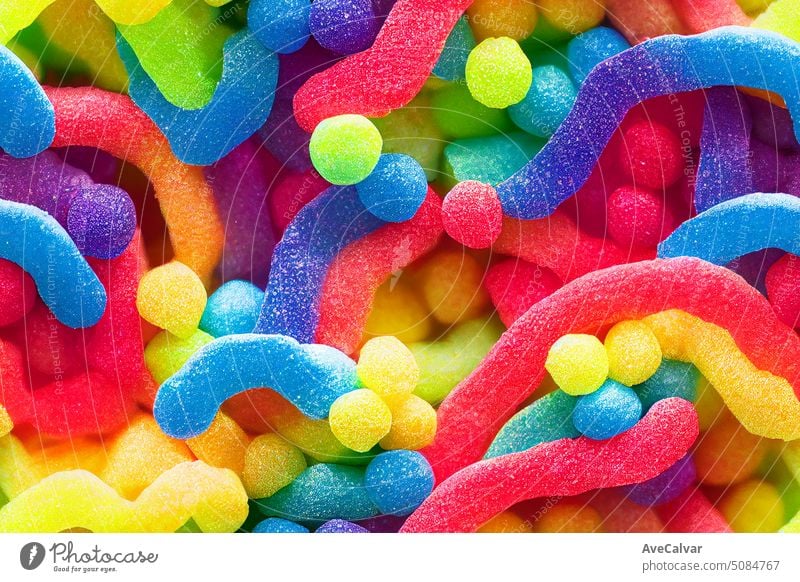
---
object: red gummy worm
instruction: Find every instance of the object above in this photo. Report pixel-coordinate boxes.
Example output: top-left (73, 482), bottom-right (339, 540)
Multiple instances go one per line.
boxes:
top-left (655, 488), bottom-right (732, 533)
top-left (672, 0), bottom-right (751, 34)
top-left (423, 257), bottom-right (800, 483)
top-left (293, 0), bottom-right (472, 132)
top-left (315, 190), bottom-right (443, 355)
top-left (402, 398), bottom-right (698, 532)
top-left (44, 87), bottom-right (223, 285)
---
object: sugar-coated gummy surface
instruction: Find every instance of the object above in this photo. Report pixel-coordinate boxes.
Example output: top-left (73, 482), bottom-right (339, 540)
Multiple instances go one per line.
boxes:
top-left (118, 29), bottom-right (279, 165)
top-left (185, 412), bottom-right (249, 476)
top-left (94, 0), bottom-right (171, 25)
top-left (329, 389), bottom-right (392, 452)
top-left (465, 37), bottom-right (531, 109)
top-left (566, 26), bottom-right (630, 86)
top-left (253, 518), bottom-right (310, 533)
top-left (46, 87), bottom-right (223, 284)
top-left (67, 185), bottom-right (137, 259)
top-left (309, 0), bottom-right (380, 55)
top-left (249, 0), bottom-right (311, 54)
top-left (545, 334), bottom-right (609, 396)
top-left (136, 261), bottom-right (207, 338)
top-left (605, 320), bottom-right (662, 386)
top-left (357, 336), bottom-right (419, 396)
top-left (356, 154), bottom-right (428, 222)
top-left (443, 133), bottom-right (543, 187)
top-left (441, 181), bottom-right (503, 249)
top-left (607, 185), bottom-right (675, 249)
top-left (380, 393), bottom-right (437, 450)
top-left (624, 454), bottom-right (697, 507)
top-left (145, 329), bottom-right (215, 384)
top-left (293, 0), bottom-right (473, 131)
top-left (659, 193), bottom-right (800, 265)
top-left (242, 434), bottom-right (307, 498)
top-left (467, 0), bottom-right (538, 41)
top-left (766, 253), bottom-right (800, 329)
top-left (0, 45), bottom-right (55, 157)
top-left (497, 27), bottom-right (800, 219)
top-left (433, 17), bottom-right (474, 81)
top-left (0, 405), bottom-right (12, 437)
top-left (310, 115), bottom-right (382, 185)
top-left (484, 258), bottom-right (562, 326)
top-left (316, 519), bottom-right (369, 533)
top-left (0, 462), bottom-right (248, 533)
top-left (364, 450), bottom-right (435, 516)
top-left (655, 488), bottom-right (732, 533)
top-left (509, 64), bottom-right (576, 138)
top-left (0, 199), bottom-right (106, 328)
top-left (0, 259), bottom-right (36, 327)
top-left (200, 280), bottom-right (264, 338)
top-left (634, 359), bottom-right (699, 411)
top-left (424, 258), bottom-right (800, 482)
top-left (537, 0), bottom-right (605, 33)
top-left (572, 380), bottom-right (643, 440)
top-left (485, 390), bottom-right (580, 459)
top-left (403, 398), bottom-right (698, 532)
top-left (154, 334), bottom-right (357, 438)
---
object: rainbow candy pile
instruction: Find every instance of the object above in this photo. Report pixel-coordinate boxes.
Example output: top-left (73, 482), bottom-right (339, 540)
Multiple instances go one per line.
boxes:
top-left (3, 0), bottom-right (800, 534)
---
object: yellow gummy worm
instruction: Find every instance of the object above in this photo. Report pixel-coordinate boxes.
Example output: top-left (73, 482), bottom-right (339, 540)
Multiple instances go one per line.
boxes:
top-left (0, 0), bottom-right (55, 45)
top-left (0, 461), bottom-right (248, 533)
top-left (94, 0), bottom-right (171, 25)
top-left (642, 310), bottom-right (800, 441)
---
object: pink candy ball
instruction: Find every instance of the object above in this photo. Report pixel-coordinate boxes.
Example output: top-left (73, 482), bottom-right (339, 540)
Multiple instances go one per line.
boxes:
top-left (442, 181), bottom-right (503, 249)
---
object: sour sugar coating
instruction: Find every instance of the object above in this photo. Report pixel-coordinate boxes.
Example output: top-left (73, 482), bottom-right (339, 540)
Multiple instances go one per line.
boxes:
top-left (604, 320), bottom-right (662, 386)
top-left (634, 359), bottom-right (699, 411)
top-left (484, 258), bottom-right (561, 327)
top-left (545, 334), bottom-right (608, 396)
top-left (441, 181), bottom-right (503, 249)
top-left (329, 389), bottom-right (392, 452)
top-left (249, 0), bottom-right (311, 54)
top-left (607, 185), bottom-right (675, 249)
top-left (624, 454), bottom-right (697, 506)
top-left (380, 393), bottom-right (437, 451)
top-left (433, 17), bottom-right (475, 81)
top-left (145, 330), bottom-right (214, 385)
top-left (67, 185), bottom-right (137, 259)
top-left (357, 336), bottom-right (419, 397)
top-left (316, 519), bottom-right (369, 533)
top-left (572, 380), bottom-right (643, 440)
top-left (137, 261), bottom-right (207, 339)
top-left (765, 253), bottom-right (800, 329)
top-left (253, 518), bottom-right (310, 533)
top-left (309, 0), bottom-right (380, 55)
top-left (466, 0), bottom-right (538, 41)
top-left (155, 334), bottom-right (357, 438)
top-left (356, 154), bottom-right (428, 222)
top-left (566, 26), bottom-right (630, 86)
top-left (310, 115), bottom-right (383, 185)
top-left (200, 280), bottom-right (263, 338)
top-left (242, 434), bottom-right (307, 499)
top-left (364, 450), bottom-right (435, 516)
top-left (0, 260), bottom-right (36, 327)
top-left (0, 45), bottom-right (55, 157)
top-left (509, 64), bottom-right (577, 139)
top-left (618, 121), bottom-right (683, 190)
top-left (465, 37), bottom-right (531, 109)
top-left (185, 412), bottom-right (250, 476)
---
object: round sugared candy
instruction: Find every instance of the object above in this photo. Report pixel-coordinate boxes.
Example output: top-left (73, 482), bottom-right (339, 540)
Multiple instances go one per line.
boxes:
top-left (364, 450), bottom-right (435, 516)
top-left (719, 480), bottom-right (785, 533)
top-left (67, 185), bottom-right (136, 259)
top-left (545, 334), bottom-right (609, 396)
top-left (380, 393), bottom-right (437, 450)
top-left (618, 121), bottom-right (683, 189)
top-left (309, 0), bottom-right (380, 55)
top-left (136, 262), bottom-right (208, 339)
top-left (242, 434), bottom-right (307, 499)
top-left (625, 454), bottom-right (696, 506)
top-left (357, 336), bottom-right (419, 396)
top-left (316, 519), bottom-right (369, 533)
top-left (249, 0), bottom-right (311, 54)
top-left (634, 359), bottom-right (699, 412)
top-left (329, 389), bottom-right (392, 452)
top-left (465, 37), bottom-right (532, 109)
top-left (567, 26), bottom-right (630, 86)
top-left (355, 154), bottom-right (428, 222)
top-left (604, 320), bottom-right (662, 386)
top-left (607, 185), bottom-right (674, 248)
top-left (466, 0), bottom-right (539, 42)
top-left (199, 280), bottom-right (263, 338)
top-left (508, 64), bottom-right (577, 138)
top-left (0, 259), bottom-right (36, 327)
top-left (572, 379), bottom-right (642, 440)
top-left (253, 518), bottom-right (309, 533)
top-left (144, 329), bottom-right (215, 384)
top-left (537, 0), bottom-right (606, 33)
top-left (441, 180), bottom-right (503, 249)
top-left (309, 114), bottom-right (383, 185)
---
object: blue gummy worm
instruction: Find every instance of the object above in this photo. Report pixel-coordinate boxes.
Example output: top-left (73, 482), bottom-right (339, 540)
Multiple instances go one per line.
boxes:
top-left (658, 193), bottom-right (800, 265)
top-left (0, 46), bottom-right (55, 158)
top-left (117, 28), bottom-right (279, 166)
top-left (0, 199), bottom-right (106, 328)
top-left (497, 26), bottom-right (800, 219)
top-left (252, 185), bottom-right (385, 341)
top-left (154, 333), bottom-right (357, 438)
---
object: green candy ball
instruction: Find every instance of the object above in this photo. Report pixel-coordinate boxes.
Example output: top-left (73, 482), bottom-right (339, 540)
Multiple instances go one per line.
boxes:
top-left (465, 37), bottom-right (532, 109)
top-left (310, 114), bottom-right (383, 185)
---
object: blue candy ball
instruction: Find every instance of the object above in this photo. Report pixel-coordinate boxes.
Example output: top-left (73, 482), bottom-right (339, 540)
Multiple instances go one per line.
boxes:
top-left (625, 454), bottom-right (696, 506)
top-left (249, 0), bottom-right (311, 54)
top-left (309, 0), bottom-right (380, 55)
top-left (253, 518), bottom-right (309, 533)
top-left (566, 26), bottom-right (630, 86)
top-left (199, 280), bottom-right (263, 337)
top-left (572, 380), bottom-right (642, 440)
top-left (634, 359), bottom-right (699, 411)
top-left (364, 450), bottom-right (434, 516)
top-left (356, 154), bottom-right (428, 222)
top-left (509, 64), bottom-right (577, 138)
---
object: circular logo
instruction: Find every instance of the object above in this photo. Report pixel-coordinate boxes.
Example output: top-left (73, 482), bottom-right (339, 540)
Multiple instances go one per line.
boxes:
top-left (20, 542), bottom-right (46, 570)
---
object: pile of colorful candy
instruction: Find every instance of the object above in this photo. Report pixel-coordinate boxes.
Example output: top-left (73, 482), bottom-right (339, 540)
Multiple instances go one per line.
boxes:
top-left (3, 0), bottom-right (800, 534)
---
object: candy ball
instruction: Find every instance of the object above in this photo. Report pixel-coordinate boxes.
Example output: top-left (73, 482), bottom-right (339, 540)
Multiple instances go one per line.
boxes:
top-left (567, 26), bottom-right (630, 85)
top-left (466, 0), bottom-right (539, 42)
top-left (309, 0), bottom-right (380, 55)
top-left (144, 329), bottom-right (215, 384)
top-left (719, 480), bottom-right (785, 533)
top-left (607, 185), bottom-right (674, 248)
top-left (364, 450), bottom-right (435, 516)
top-left (380, 393), bottom-right (437, 450)
top-left (309, 114), bottom-right (383, 185)
top-left (329, 389), bottom-right (392, 452)
top-left (604, 320), bottom-right (662, 386)
top-left (136, 261), bottom-right (208, 339)
top-left (67, 185), bottom-right (136, 259)
top-left (508, 64), bottom-right (577, 138)
top-left (418, 250), bottom-right (491, 324)
top-left (199, 280), bottom-right (263, 337)
top-left (442, 180), bottom-right (503, 249)
top-left (249, 0), bottom-right (311, 54)
top-left (618, 121), bottom-right (683, 189)
top-left (625, 454), bottom-right (696, 506)
top-left (357, 336), bottom-right (419, 396)
top-left (465, 37), bottom-right (532, 109)
top-left (545, 334), bottom-right (609, 396)
top-left (242, 434), bottom-right (307, 499)
top-left (572, 379), bottom-right (642, 440)
top-left (355, 154), bottom-right (428, 222)
top-left (635, 359), bottom-right (699, 412)
top-left (537, 0), bottom-right (606, 34)
top-left (253, 518), bottom-right (310, 533)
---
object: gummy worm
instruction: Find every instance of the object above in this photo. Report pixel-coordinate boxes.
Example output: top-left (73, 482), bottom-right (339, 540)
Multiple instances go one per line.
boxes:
top-left (293, 0), bottom-right (473, 132)
top-left (497, 26), bottom-right (800, 219)
top-left (0, 46), bottom-right (55, 157)
top-left (154, 334), bottom-right (357, 439)
top-left (0, 462), bottom-right (248, 533)
top-left (94, 0), bottom-right (172, 25)
top-left (402, 398), bottom-right (698, 532)
top-left (424, 257), bottom-right (800, 483)
top-left (659, 193), bottom-right (800, 265)
top-left (45, 87), bottom-right (223, 284)
top-left (0, 199), bottom-right (106, 328)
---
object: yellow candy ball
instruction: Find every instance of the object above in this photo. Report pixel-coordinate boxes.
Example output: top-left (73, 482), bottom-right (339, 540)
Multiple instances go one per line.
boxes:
top-left (380, 394), bottom-right (437, 450)
top-left (419, 250), bottom-right (490, 325)
top-left (186, 412), bottom-right (250, 476)
top-left (242, 434), bottom-right (307, 499)
top-left (604, 320), bottom-right (662, 386)
top-left (537, 0), bottom-right (606, 34)
top-left (719, 480), bottom-right (785, 533)
top-left (467, 0), bottom-right (539, 42)
top-left (466, 37), bottom-right (532, 109)
top-left (137, 261), bottom-right (207, 339)
top-left (478, 511), bottom-right (533, 533)
top-left (545, 334), bottom-right (608, 395)
top-left (329, 389), bottom-right (392, 452)
top-left (144, 329), bottom-right (214, 384)
top-left (357, 336), bottom-right (420, 396)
